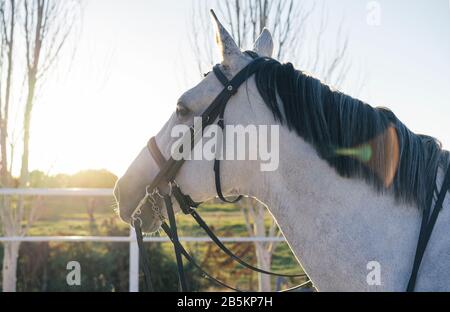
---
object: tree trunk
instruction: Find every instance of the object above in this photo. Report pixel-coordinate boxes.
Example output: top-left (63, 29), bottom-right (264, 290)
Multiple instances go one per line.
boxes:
top-left (19, 76), bottom-right (37, 188)
top-left (240, 199), bottom-right (277, 291)
top-left (0, 0), bottom-right (78, 293)
top-left (252, 204), bottom-right (272, 291)
top-left (5, 76), bottom-right (37, 293)
top-left (0, 0), bottom-right (15, 187)
top-left (254, 241), bottom-right (272, 291)
top-left (1, 241), bottom-right (20, 292)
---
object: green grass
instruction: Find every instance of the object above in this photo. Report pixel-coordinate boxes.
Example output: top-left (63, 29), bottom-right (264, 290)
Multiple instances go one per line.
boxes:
top-left (19, 196), bottom-right (305, 291)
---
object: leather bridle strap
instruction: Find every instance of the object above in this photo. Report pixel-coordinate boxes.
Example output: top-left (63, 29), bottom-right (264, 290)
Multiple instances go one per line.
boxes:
top-left (143, 57), bottom-right (268, 197)
top-left (135, 54), bottom-right (311, 292)
top-left (190, 209), bottom-right (306, 278)
top-left (145, 133), bottom-right (309, 291)
top-left (148, 137), bottom-right (167, 169)
top-left (212, 67), bottom-right (242, 203)
top-left (163, 194), bottom-right (188, 291)
top-left (212, 64), bottom-right (231, 87)
top-left (172, 182), bottom-right (307, 279)
top-left (146, 142), bottom-right (191, 291)
top-left (133, 222), bottom-right (154, 292)
top-left (160, 222), bottom-right (243, 292)
top-left (160, 221), bottom-right (312, 292)
top-left (407, 164), bottom-right (450, 291)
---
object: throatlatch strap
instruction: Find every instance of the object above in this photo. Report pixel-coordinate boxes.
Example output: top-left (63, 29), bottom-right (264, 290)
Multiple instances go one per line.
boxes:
top-left (407, 165), bottom-right (450, 291)
top-left (214, 159), bottom-right (243, 203)
top-left (213, 107), bottom-right (243, 203)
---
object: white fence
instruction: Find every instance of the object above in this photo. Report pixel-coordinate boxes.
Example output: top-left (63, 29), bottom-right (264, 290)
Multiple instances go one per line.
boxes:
top-left (0, 188), bottom-right (285, 292)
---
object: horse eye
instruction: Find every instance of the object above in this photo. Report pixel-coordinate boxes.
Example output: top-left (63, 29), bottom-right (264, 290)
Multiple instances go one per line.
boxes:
top-left (176, 104), bottom-right (190, 117)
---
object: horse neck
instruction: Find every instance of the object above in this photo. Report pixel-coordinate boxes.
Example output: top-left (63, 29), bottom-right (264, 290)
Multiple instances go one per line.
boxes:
top-left (246, 128), bottom-right (423, 291)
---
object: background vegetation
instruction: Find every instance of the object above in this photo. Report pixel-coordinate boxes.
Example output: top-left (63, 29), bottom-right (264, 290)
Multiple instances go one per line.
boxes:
top-left (0, 169), bottom-right (305, 291)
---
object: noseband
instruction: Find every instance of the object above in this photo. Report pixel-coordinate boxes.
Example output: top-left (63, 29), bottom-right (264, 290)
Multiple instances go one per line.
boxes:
top-left (131, 51), bottom-right (310, 292)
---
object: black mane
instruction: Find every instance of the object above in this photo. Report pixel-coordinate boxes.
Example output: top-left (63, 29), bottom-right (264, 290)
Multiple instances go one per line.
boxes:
top-left (253, 59), bottom-right (449, 210)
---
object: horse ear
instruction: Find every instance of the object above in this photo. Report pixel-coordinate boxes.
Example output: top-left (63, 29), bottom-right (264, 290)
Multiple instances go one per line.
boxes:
top-left (210, 10), bottom-right (240, 66)
top-left (253, 28), bottom-right (273, 58)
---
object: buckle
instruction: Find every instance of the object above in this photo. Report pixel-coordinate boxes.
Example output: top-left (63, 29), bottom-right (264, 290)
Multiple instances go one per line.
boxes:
top-left (226, 84), bottom-right (237, 95)
top-left (169, 181), bottom-right (196, 215)
top-left (168, 180), bottom-right (179, 196)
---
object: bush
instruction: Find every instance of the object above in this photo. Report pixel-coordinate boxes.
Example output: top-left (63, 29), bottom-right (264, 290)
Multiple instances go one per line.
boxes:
top-left (3, 217), bottom-right (203, 292)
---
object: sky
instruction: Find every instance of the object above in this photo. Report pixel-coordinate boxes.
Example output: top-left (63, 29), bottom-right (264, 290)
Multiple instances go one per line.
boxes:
top-left (27, 0), bottom-right (450, 177)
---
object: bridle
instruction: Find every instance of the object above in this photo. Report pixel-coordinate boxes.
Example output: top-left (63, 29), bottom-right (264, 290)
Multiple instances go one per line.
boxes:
top-left (129, 51), bottom-right (450, 292)
top-left (131, 51), bottom-right (310, 292)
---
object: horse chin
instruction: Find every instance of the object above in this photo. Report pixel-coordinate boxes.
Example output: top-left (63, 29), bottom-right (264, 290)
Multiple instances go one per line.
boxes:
top-left (117, 204), bottom-right (162, 233)
top-left (141, 218), bottom-right (162, 234)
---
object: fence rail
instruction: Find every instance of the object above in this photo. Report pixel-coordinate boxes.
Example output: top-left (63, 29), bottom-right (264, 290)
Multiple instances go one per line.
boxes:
top-left (0, 188), bottom-right (286, 292)
top-left (0, 236), bottom-right (285, 243)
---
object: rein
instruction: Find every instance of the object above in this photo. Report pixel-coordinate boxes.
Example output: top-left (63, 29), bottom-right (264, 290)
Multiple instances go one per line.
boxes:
top-left (407, 164), bottom-right (450, 291)
top-left (131, 52), bottom-right (309, 292)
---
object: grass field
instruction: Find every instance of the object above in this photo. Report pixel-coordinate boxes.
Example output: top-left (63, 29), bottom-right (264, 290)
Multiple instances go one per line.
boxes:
top-left (2, 195), bottom-right (307, 291)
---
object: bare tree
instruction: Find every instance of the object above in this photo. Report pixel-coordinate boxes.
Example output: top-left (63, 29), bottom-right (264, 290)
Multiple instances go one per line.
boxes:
top-left (237, 198), bottom-right (281, 291)
top-left (189, 0), bottom-right (362, 291)
top-left (0, 0), bottom-right (80, 292)
top-left (190, 0), bottom-right (356, 87)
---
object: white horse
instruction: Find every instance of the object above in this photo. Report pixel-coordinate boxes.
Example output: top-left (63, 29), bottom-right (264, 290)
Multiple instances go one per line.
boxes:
top-left (114, 14), bottom-right (450, 291)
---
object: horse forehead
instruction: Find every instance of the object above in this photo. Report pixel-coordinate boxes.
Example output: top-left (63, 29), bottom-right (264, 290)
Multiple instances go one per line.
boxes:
top-left (180, 73), bottom-right (222, 105)
top-left (180, 56), bottom-right (254, 108)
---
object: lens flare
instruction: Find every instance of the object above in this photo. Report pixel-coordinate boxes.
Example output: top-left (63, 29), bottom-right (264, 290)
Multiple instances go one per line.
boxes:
top-left (335, 144), bottom-right (372, 163)
top-left (331, 126), bottom-right (399, 188)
